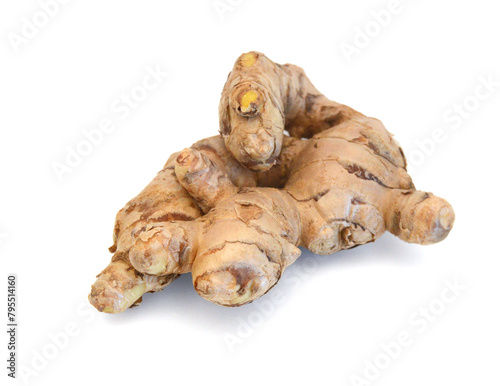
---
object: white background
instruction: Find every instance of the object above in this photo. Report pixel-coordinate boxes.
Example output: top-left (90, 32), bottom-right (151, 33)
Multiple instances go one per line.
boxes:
top-left (1, 1), bottom-right (499, 385)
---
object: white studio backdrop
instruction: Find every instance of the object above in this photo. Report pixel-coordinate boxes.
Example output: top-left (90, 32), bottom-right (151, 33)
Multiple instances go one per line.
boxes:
top-left (1, 1), bottom-right (499, 385)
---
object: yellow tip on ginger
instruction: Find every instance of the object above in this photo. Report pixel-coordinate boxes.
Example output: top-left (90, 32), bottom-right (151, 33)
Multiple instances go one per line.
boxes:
top-left (240, 90), bottom-right (258, 110)
top-left (240, 52), bottom-right (257, 67)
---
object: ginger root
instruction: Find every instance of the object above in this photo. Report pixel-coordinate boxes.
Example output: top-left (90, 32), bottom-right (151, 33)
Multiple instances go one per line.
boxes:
top-left (89, 52), bottom-right (454, 312)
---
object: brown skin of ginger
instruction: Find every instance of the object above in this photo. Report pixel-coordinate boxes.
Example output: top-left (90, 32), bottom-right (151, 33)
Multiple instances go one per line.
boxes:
top-left (89, 52), bottom-right (454, 313)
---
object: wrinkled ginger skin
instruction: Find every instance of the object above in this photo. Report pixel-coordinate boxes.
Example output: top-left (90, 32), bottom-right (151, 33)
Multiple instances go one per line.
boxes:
top-left (89, 150), bottom-right (203, 313)
top-left (89, 136), bottom-right (274, 312)
top-left (218, 52), bottom-right (454, 251)
top-left (89, 52), bottom-right (455, 313)
top-left (219, 51), bottom-right (363, 171)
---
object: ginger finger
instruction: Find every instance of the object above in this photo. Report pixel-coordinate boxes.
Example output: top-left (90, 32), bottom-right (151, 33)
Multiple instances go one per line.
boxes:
top-left (386, 190), bottom-right (454, 244)
top-left (172, 149), bottom-right (303, 306)
top-left (191, 188), bottom-right (302, 306)
top-left (89, 254), bottom-right (177, 313)
top-left (128, 221), bottom-right (201, 275)
top-left (219, 51), bottom-right (362, 170)
top-left (89, 139), bottom-right (215, 312)
top-left (175, 148), bottom-right (238, 212)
